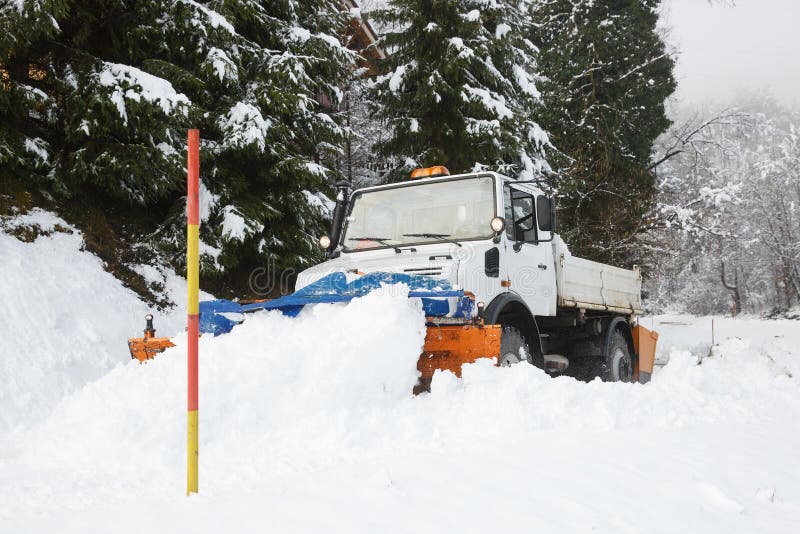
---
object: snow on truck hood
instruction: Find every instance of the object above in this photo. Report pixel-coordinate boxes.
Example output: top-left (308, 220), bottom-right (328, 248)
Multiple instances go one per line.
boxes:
top-left (296, 244), bottom-right (463, 290)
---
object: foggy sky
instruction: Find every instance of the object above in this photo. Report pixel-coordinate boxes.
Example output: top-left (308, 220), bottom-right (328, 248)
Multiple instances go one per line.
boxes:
top-left (663, 0), bottom-right (800, 107)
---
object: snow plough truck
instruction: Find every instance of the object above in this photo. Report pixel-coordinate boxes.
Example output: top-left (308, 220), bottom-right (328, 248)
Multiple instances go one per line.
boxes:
top-left (129, 166), bottom-right (658, 391)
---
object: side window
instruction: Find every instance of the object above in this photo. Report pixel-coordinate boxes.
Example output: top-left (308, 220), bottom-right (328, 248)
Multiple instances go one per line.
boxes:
top-left (505, 187), bottom-right (537, 242)
top-left (504, 187), bottom-right (514, 239)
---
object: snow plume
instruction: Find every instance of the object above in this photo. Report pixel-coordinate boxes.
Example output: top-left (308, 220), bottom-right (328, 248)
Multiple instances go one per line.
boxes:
top-left (96, 62), bottom-right (190, 124)
top-left (218, 102), bottom-right (272, 151)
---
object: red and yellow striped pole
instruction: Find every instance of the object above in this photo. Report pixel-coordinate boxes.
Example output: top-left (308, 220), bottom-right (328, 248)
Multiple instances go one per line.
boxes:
top-left (186, 129), bottom-right (200, 495)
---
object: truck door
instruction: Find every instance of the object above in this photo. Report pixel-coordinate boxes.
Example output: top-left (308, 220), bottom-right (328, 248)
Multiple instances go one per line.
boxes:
top-left (502, 186), bottom-right (557, 316)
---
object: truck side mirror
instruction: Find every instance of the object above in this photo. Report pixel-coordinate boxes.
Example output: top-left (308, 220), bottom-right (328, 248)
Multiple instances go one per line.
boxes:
top-left (537, 196), bottom-right (556, 233)
top-left (327, 180), bottom-right (352, 257)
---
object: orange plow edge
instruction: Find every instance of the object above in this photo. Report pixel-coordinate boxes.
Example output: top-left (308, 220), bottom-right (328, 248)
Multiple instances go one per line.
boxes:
top-left (128, 336), bottom-right (175, 362)
top-left (128, 314), bottom-right (175, 362)
top-left (415, 323), bottom-right (502, 394)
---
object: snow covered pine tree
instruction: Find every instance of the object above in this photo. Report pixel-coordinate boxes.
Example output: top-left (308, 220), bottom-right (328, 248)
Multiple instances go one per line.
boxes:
top-left (369, 0), bottom-right (550, 182)
top-left (0, 1), bottom-right (355, 298)
top-left (527, 0), bottom-right (676, 267)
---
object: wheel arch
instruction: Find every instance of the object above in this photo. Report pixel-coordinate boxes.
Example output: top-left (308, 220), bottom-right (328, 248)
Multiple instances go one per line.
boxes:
top-left (485, 293), bottom-right (544, 359)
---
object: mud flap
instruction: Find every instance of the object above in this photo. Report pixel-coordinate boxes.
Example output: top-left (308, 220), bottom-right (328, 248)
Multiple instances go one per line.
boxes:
top-left (633, 324), bottom-right (659, 383)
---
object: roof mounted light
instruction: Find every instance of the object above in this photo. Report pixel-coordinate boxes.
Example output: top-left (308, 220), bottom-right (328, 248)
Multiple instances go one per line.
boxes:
top-left (409, 166), bottom-right (450, 180)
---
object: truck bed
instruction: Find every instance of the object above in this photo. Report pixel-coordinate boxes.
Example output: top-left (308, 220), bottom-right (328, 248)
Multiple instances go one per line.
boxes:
top-left (552, 239), bottom-right (643, 315)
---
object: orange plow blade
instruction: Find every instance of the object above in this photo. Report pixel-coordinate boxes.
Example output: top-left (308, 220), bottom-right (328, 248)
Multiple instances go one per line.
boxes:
top-left (414, 324), bottom-right (501, 394)
top-left (128, 314), bottom-right (175, 362)
top-left (128, 336), bottom-right (175, 362)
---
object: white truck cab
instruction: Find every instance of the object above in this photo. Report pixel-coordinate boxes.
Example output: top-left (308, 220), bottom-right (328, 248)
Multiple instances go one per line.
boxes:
top-left (297, 168), bottom-right (650, 382)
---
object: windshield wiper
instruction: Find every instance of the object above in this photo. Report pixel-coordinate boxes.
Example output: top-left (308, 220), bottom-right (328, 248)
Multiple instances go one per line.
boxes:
top-left (348, 236), bottom-right (402, 253)
top-left (402, 233), bottom-right (462, 247)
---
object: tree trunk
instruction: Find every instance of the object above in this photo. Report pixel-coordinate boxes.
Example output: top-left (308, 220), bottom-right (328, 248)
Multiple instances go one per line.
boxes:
top-left (721, 261), bottom-right (741, 317)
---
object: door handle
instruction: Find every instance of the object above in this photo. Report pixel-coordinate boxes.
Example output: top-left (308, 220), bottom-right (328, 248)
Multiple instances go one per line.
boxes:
top-left (538, 264), bottom-right (547, 270)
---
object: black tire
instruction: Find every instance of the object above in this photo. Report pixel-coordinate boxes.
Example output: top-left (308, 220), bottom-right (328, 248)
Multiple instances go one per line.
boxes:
top-left (603, 330), bottom-right (634, 382)
top-left (498, 325), bottom-right (532, 366)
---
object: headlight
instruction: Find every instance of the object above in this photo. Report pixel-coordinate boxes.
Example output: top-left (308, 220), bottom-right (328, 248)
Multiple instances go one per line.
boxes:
top-left (319, 235), bottom-right (331, 248)
top-left (490, 217), bottom-right (506, 233)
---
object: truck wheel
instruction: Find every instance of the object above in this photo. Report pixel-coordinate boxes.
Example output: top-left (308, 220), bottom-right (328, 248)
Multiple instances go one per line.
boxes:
top-left (498, 325), bottom-right (531, 366)
top-left (604, 330), bottom-right (633, 382)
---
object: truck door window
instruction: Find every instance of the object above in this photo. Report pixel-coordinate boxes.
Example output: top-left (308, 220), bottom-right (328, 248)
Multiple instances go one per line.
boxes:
top-left (505, 187), bottom-right (537, 242)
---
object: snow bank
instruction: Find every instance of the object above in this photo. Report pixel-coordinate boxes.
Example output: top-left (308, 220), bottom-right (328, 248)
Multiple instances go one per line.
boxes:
top-left (1, 288), bottom-right (427, 512)
top-left (0, 210), bottom-right (187, 434)
top-left (1, 223), bottom-right (799, 531)
top-left (3, 286), bottom-right (800, 519)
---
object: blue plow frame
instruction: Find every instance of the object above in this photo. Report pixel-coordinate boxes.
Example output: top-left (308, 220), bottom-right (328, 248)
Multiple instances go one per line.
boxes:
top-left (199, 272), bottom-right (474, 336)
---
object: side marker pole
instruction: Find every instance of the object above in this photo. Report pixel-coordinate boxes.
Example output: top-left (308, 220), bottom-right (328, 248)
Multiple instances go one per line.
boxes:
top-left (187, 129), bottom-right (200, 495)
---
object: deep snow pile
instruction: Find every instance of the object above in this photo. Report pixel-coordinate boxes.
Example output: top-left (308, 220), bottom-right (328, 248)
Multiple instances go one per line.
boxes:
top-left (0, 210), bottom-right (200, 433)
top-left (1, 220), bottom-right (799, 532)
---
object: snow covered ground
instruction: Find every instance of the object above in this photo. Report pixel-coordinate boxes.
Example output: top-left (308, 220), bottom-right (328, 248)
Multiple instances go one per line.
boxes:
top-left (1, 216), bottom-right (799, 533)
top-left (0, 210), bottom-right (199, 434)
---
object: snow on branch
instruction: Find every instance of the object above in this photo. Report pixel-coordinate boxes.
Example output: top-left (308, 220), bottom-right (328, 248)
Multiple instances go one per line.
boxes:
top-left (651, 111), bottom-right (750, 171)
top-left (217, 102), bottom-right (272, 151)
top-left (96, 62), bottom-right (190, 124)
top-left (177, 0), bottom-right (235, 35)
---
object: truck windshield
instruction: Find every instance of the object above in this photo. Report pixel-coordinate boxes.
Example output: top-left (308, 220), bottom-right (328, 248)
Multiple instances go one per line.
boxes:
top-left (342, 175), bottom-right (496, 251)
